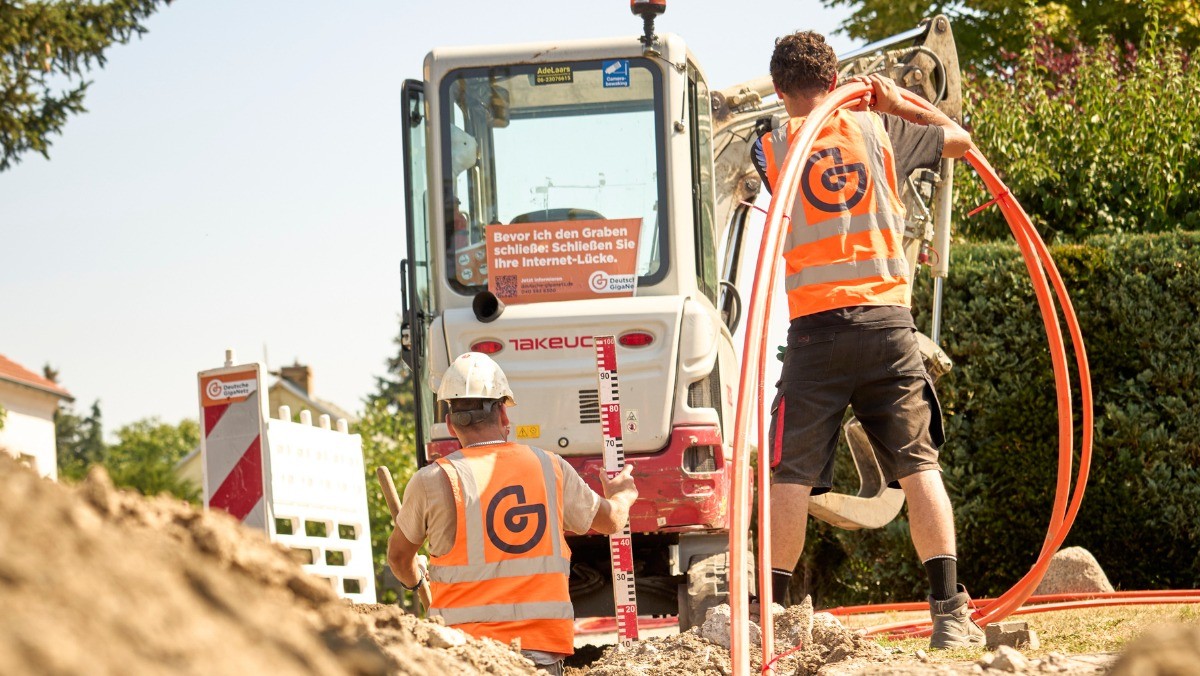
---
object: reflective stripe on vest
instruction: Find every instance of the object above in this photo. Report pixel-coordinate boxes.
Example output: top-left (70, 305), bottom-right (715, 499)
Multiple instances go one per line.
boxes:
top-left (786, 256), bottom-right (909, 291)
top-left (763, 109), bottom-right (912, 318)
top-left (428, 553), bottom-right (571, 584)
top-left (427, 444), bottom-right (574, 654)
top-left (433, 600), bottom-right (576, 626)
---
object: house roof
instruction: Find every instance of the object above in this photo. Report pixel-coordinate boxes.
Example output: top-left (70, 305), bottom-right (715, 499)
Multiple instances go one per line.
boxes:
top-left (270, 378), bottom-right (357, 424)
top-left (0, 354), bottom-right (73, 400)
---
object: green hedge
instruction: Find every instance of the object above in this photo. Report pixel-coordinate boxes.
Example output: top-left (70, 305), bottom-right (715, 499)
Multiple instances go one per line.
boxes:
top-left (798, 232), bottom-right (1200, 606)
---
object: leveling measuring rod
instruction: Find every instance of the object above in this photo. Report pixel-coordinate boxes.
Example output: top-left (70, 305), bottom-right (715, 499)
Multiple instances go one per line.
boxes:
top-left (595, 335), bottom-right (639, 648)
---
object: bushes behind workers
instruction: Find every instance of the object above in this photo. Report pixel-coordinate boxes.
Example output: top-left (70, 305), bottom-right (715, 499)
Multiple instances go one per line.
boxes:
top-left (953, 33), bottom-right (1200, 243)
top-left (799, 232), bottom-right (1200, 605)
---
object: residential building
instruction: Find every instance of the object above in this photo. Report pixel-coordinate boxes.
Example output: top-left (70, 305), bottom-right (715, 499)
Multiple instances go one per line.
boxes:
top-left (0, 354), bottom-right (73, 480)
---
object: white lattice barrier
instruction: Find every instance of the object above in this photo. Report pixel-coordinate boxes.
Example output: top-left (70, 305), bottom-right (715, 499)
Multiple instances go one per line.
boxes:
top-left (266, 410), bottom-right (376, 604)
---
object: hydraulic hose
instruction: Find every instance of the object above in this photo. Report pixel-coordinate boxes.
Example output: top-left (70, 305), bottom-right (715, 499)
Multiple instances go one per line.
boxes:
top-left (728, 81), bottom-right (1094, 675)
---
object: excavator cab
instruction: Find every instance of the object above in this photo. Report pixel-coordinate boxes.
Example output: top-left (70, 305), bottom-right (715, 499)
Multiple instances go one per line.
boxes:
top-left (399, 11), bottom-right (964, 628)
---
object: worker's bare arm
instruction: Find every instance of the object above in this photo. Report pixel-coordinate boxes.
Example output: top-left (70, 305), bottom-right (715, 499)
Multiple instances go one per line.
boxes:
top-left (849, 74), bottom-right (973, 159)
top-left (386, 528), bottom-right (425, 588)
top-left (589, 464), bottom-right (638, 535)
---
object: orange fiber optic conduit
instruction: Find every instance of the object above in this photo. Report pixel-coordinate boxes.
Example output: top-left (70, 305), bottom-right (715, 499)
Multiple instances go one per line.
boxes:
top-left (729, 82), bottom-right (1095, 675)
top-left (826, 589), bottom-right (1200, 617)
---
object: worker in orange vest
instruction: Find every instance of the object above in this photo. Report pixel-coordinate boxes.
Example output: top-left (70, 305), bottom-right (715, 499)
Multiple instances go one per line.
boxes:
top-left (751, 31), bottom-right (983, 649)
top-left (387, 352), bottom-right (638, 674)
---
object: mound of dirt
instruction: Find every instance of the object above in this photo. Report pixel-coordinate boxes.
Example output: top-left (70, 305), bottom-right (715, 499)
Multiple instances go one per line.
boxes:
top-left (575, 599), bottom-right (884, 676)
top-left (353, 604), bottom-right (539, 673)
top-left (577, 629), bottom-right (734, 675)
top-left (1109, 623), bottom-right (1200, 676)
top-left (0, 455), bottom-right (537, 675)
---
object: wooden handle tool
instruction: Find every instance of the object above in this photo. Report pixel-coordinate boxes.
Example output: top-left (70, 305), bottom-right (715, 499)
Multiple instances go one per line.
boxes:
top-left (375, 466), bottom-right (433, 611)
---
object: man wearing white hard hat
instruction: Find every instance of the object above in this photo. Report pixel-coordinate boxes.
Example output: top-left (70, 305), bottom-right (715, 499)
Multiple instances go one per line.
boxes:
top-left (387, 352), bottom-right (638, 674)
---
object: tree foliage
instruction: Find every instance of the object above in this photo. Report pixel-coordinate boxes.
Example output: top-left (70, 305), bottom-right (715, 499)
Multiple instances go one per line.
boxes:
top-left (359, 396), bottom-right (418, 606)
top-left (373, 327), bottom-right (415, 412)
top-left (103, 417), bottom-right (200, 501)
top-left (0, 0), bottom-right (169, 171)
top-left (359, 320), bottom-right (419, 605)
top-left (47, 366), bottom-right (199, 503)
top-left (55, 399), bottom-right (104, 481)
top-left (42, 364), bottom-right (106, 481)
top-left (822, 0), bottom-right (1200, 70)
top-left (954, 33), bottom-right (1200, 242)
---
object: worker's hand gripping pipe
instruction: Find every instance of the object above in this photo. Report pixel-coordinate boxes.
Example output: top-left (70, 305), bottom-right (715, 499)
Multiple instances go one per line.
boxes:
top-left (727, 82), bottom-right (1093, 675)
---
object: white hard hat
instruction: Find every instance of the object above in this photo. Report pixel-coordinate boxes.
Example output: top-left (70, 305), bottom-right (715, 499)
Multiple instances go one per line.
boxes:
top-left (435, 352), bottom-right (516, 406)
top-left (450, 125), bottom-right (478, 177)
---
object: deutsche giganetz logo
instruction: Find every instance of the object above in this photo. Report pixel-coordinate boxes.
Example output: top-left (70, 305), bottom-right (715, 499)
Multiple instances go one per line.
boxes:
top-left (485, 486), bottom-right (547, 554)
top-left (801, 147), bottom-right (868, 213)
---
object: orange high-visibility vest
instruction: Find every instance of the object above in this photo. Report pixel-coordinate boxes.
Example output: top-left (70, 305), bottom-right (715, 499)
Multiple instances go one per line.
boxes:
top-left (429, 443), bottom-right (574, 655)
top-left (761, 109), bottom-right (910, 320)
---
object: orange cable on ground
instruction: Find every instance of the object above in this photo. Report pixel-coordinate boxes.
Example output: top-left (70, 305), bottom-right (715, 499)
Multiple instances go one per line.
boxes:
top-left (825, 590), bottom-right (1200, 617)
top-left (729, 82), bottom-right (1095, 674)
top-left (878, 596), bottom-right (1200, 638)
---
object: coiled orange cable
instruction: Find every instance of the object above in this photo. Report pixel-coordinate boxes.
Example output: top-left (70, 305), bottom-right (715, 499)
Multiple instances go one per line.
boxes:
top-left (730, 82), bottom-right (1094, 674)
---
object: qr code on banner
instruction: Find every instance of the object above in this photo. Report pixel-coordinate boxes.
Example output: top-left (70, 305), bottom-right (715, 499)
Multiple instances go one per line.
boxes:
top-left (495, 275), bottom-right (518, 298)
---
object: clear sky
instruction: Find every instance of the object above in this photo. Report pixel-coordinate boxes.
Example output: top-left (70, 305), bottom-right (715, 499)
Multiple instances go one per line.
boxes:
top-left (1, 1), bottom-right (854, 433)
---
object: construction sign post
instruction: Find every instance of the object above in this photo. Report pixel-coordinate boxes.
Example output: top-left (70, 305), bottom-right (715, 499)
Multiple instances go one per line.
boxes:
top-left (198, 358), bottom-right (271, 530)
top-left (486, 218), bottom-right (641, 303)
top-left (197, 352), bottom-right (377, 603)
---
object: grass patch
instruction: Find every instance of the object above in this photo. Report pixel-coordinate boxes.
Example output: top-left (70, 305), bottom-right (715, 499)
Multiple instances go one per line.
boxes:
top-left (848, 604), bottom-right (1200, 662)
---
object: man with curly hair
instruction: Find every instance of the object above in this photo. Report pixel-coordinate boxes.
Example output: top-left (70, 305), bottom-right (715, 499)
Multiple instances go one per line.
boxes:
top-left (752, 30), bottom-right (983, 649)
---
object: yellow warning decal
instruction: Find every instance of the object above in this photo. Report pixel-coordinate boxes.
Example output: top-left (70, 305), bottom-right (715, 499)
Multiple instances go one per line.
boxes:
top-left (516, 425), bottom-right (541, 439)
top-left (534, 65), bottom-right (573, 85)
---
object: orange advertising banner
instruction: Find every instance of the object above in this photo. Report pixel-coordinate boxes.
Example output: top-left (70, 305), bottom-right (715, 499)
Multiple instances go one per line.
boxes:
top-left (200, 369), bottom-right (259, 408)
top-left (486, 218), bottom-right (641, 303)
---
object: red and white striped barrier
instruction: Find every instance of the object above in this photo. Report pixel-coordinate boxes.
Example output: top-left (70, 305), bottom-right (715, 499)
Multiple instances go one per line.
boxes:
top-left (199, 361), bottom-right (271, 530)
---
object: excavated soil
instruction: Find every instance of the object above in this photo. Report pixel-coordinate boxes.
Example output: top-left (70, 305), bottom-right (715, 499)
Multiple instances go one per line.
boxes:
top-left (0, 454), bottom-right (536, 675)
top-left (0, 454), bottom-right (1188, 675)
top-left (572, 600), bottom-right (887, 676)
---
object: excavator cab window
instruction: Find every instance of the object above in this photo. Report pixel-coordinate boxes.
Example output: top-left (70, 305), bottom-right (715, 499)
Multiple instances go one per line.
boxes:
top-left (687, 63), bottom-right (718, 304)
top-left (439, 59), bottom-right (669, 295)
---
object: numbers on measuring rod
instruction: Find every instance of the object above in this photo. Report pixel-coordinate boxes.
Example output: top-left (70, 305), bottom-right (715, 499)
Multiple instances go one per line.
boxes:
top-left (594, 334), bottom-right (639, 646)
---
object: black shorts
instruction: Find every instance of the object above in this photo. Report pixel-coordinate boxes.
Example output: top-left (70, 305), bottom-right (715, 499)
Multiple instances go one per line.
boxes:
top-left (768, 326), bottom-right (945, 493)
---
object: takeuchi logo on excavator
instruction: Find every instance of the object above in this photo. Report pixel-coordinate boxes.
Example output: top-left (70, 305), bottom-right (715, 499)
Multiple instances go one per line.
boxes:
top-left (508, 335), bottom-right (595, 351)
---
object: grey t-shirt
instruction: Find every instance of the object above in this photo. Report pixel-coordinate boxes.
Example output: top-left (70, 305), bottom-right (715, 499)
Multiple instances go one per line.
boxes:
top-left (396, 450), bottom-right (603, 557)
top-left (879, 113), bottom-right (945, 180)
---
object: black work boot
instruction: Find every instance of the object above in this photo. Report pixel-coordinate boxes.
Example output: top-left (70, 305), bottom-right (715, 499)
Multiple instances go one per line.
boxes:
top-left (928, 584), bottom-right (985, 649)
